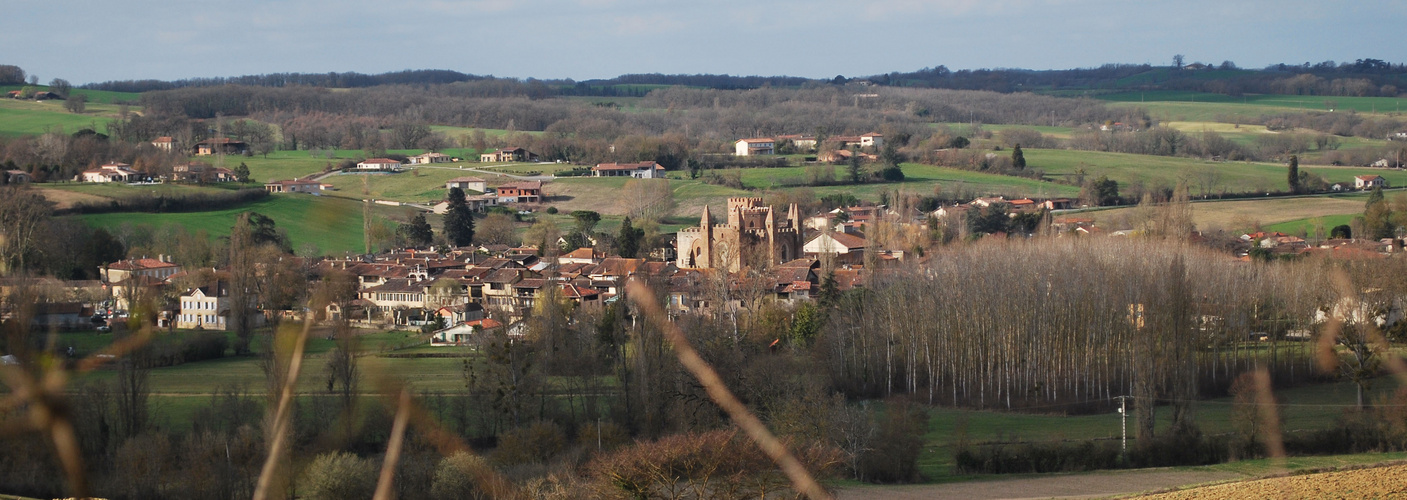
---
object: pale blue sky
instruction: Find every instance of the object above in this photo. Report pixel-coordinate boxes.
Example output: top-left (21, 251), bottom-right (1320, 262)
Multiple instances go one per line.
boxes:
top-left (5, 0), bottom-right (1404, 85)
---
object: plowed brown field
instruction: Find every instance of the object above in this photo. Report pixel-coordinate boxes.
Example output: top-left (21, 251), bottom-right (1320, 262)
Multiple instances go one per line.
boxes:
top-left (1139, 463), bottom-right (1407, 499)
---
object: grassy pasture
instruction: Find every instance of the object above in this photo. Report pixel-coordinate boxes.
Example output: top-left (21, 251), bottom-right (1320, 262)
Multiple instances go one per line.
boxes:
top-left (1079, 192), bottom-right (1374, 232)
top-left (915, 375), bottom-right (1403, 480)
top-left (1097, 90), bottom-right (1407, 122)
top-left (0, 98), bottom-right (131, 136)
top-left (1027, 148), bottom-right (1407, 195)
top-left (317, 167), bottom-right (516, 203)
top-left (72, 194), bottom-right (411, 255)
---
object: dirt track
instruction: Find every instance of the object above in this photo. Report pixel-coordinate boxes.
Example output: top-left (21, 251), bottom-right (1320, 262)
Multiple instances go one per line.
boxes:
top-left (838, 469), bottom-right (1242, 500)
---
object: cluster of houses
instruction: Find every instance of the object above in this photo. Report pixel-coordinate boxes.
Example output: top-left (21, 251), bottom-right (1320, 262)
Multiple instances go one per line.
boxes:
top-left (73, 243), bottom-right (866, 345)
top-left (734, 133), bottom-right (881, 156)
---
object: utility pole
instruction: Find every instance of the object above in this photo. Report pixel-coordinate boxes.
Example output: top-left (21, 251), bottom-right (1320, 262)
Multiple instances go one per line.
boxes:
top-left (1115, 395), bottom-right (1131, 456)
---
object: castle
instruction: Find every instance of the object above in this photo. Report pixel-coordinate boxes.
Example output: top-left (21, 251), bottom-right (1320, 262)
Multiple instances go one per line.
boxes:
top-left (677, 198), bottom-right (804, 271)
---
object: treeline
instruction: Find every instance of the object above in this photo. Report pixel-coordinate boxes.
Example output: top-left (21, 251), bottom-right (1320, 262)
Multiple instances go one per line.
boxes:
top-left (821, 239), bottom-right (1337, 414)
top-left (874, 59), bottom-right (1407, 97)
top-left (81, 69), bottom-right (497, 93)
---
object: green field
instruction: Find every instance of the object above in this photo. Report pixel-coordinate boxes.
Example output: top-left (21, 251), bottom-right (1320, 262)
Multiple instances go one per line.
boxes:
top-left (1027, 148), bottom-right (1407, 195)
top-left (1081, 192), bottom-right (1377, 232)
top-left (1095, 90), bottom-right (1407, 122)
top-left (318, 167), bottom-right (516, 203)
top-left (916, 375), bottom-right (1403, 480)
top-left (73, 194), bottom-right (410, 255)
top-left (0, 85), bottom-right (141, 104)
top-left (0, 99), bottom-right (130, 136)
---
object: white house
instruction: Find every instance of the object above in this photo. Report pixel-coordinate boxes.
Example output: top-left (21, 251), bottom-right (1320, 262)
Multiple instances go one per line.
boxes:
top-left (1356, 175), bottom-right (1387, 190)
top-left (445, 176), bottom-right (487, 193)
top-left (81, 163), bottom-right (140, 183)
top-left (409, 152), bottom-right (451, 164)
top-left (356, 158), bottom-right (403, 171)
top-left (592, 162), bottom-right (666, 179)
top-left (734, 138), bottom-right (775, 156)
top-left (177, 283), bottom-right (228, 330)
top-left (803, 232), bottom-right (868, 264)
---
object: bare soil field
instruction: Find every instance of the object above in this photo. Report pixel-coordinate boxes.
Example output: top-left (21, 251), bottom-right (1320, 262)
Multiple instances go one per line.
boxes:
top-left (838, 469), bottom-right (1241, 500)
top-left (1137, 463), bottom-right (1407, 500)
top-left (37, 187), bottom-right (111, 210)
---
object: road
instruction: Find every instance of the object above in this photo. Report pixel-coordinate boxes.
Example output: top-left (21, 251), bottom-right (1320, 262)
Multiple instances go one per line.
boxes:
top-left (409, 163), bottom-right (556, 182)
top-left (838, 469), bottom-right (1243, 500)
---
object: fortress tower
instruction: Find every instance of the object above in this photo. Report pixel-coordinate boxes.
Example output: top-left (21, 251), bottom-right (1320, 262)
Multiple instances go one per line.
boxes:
top-left (676, 198), bottom-right (803, 271)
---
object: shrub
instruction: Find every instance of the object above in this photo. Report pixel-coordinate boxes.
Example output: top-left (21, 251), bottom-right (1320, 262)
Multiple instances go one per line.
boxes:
top-left (857, 402), bottom-right (927, 483)
top-left (431, 451), bottom-right (494, 500)
top-left (493, 420), bottom-right (566, 465)
top-left (299, 452), bottom-right (377, 500)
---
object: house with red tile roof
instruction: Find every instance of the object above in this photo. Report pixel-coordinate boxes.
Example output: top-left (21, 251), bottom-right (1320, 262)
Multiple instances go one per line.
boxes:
top-left (1356, 175), bottom-right (1387, 190)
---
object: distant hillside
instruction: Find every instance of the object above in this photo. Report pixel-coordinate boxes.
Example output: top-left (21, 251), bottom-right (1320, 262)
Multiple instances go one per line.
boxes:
top-left (66, 57), bottom-right (1407, 99)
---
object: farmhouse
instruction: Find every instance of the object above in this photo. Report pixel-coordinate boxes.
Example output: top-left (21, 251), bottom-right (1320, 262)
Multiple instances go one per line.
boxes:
top-left (409, 152), bottom-right (451, 164)
top-left (495, 180), bottom-right (543, 203)
top-left (1356, 175), bottom-right (1387, 190)
top-left (818, 149), bottom-right (875, 164)
top-left (194, 138), bottom-right (248, 156)
top-left (102, 257), bottom-right (181, 283)
top-left (592, 161), bottom-right (665, 179)
top-left (264, 178), bottom-right (322, 193)
top-left (80, 162), bottom-right (141, 183)
top-left (356, 158), bottom-right (404, 171)
top-left (831, 132), bottom-right (883, 149)
top-left (5, 170), bottom-right (30, 184)
top-left (734, 138), bottom-right (775, 156)
top-left (677, 198), bottom-right (805, 272)
top-left (803, 231), bottom-right (868, 264)
top-left (480, 147), bottom-right (538, 163)
top-left (151, 136), bottom-right (175, 151)
top-left (445, 176), bottom-right (487, 193)
top-left (172, 162), bottom-right (236, 183)
top-left (774, 134), bottom-right (818, 150)
top-left (432, 194), bottom-right (497, 213)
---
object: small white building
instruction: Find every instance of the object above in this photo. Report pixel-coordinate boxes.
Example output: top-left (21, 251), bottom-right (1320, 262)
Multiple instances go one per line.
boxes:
top-left (81, 163), bottom-right (140, 183)
top-left (803, 232), bottom-right (868, 264)
top-left (356, 158), bottom-right (403, 171)
top-left (446, 176), bottom-right (487, 193)
top-left (409, 152), bottom-right (451, 164)
top-left (592, 162), bottom-right (666, 178)
top-left (734, 138), bottom-right (775, 156)
top-left (1356, 175), bottom-right (1387, 190)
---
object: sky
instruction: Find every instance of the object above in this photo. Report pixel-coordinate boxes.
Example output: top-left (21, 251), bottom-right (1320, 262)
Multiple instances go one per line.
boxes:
top-left (5, 0), bottom-right (1406, 85)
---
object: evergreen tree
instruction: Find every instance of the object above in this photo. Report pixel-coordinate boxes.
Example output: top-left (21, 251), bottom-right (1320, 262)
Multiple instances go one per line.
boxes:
top-left (1287, 155), bottom-right (1300, 193)
top-left (399, 212), bottom-right (434, 247)
top-left (233, 162), bottom-right (251, 183)
top-left (847, 153), bottom-right (862, 184)
top-left (1011, 144), bottom-right (1026, 170)
top-left (1366, 185), bottom-right (1384, 210)
top-left (443, 187), bottom-right (475, 247)
top-left (617, 216), bottom-right (644, 258)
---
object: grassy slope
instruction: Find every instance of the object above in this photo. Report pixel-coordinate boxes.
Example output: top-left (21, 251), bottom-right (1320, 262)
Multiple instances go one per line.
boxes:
top-left (1098, 91), bottom-right (1407, 122)
top-left (1082, 192), bottom-right (1375, 232)
top-left (0, 99), bottom-right (132, 136)
top-left (1028, 148), bottom-right (1407, 194)
top-left (71, 194), bottom-right (407, 255)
